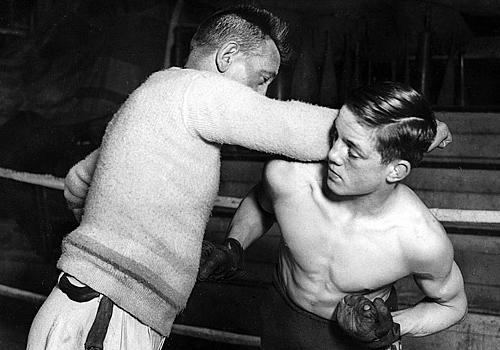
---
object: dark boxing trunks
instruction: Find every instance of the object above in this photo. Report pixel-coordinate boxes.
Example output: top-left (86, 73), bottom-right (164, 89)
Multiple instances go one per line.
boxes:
top-left (260, 268), bottom-right (398, 350)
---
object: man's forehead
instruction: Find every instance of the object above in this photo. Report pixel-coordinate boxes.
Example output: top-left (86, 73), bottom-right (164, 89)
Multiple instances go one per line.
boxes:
top-left (337, 107), bottom-right (369, 130)
top-left (253, 38), bottom-right (280, 63)
top-left (336, 108), bottom-right (378, 146)
top-left (336, 107), bottom-right (363, 130)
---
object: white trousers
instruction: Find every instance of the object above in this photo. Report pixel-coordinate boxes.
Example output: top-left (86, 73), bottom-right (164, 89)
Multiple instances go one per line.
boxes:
top-left (27, 279), bottom-right (165, 350)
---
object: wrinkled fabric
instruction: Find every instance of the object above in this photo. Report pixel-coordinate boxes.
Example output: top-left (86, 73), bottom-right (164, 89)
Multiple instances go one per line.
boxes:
top-left (27, 284), bottom-right (164, 350)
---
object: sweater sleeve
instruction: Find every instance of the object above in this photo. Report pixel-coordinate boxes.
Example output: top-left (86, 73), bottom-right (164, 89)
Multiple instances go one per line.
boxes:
top-left (182, 72), bottom-right (337, 161)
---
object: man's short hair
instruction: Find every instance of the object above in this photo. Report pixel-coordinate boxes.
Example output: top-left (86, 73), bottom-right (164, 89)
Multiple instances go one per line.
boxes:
top-left (345, 81), bottom-right (437, 167)
top-left (190, 5), bottom-right (289, 62)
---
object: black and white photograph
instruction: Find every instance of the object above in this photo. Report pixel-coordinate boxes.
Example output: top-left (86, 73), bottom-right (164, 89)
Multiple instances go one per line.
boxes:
top-left (0, 0), bottom-right (498, 349)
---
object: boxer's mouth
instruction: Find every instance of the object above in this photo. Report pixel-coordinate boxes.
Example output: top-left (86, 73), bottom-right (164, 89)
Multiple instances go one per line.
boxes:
top-left (328, 166), bottom-right (340, 178)
top-left (328, 167), bottom-right (341, 180)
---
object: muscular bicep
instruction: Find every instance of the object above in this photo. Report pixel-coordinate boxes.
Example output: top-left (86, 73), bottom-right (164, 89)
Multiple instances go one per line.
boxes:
top-left (406, 224), bottom-right (466, 306)
top-left (414, 261), bottom-right (465, 306)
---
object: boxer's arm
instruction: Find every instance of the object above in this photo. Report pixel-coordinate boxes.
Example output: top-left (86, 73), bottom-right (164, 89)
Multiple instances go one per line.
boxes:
top-left (64, 148), bottom-right (100, 221)
top-left (226, 182), bottom-right (276, 249)
top-left (393, 239), bottom-right (467, 337)
top-left (183, 73), bottom-right (336, 162)
top-left (198, 167), bottom-right (276, 281)
top-left (227, 159), bottom-right (296, 247)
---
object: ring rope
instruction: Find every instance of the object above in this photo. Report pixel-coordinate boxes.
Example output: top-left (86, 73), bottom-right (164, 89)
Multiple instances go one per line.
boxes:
top-left (0, 167), bottom-right (64, 191)
top-left (0, 166), bottom-right (499, 224)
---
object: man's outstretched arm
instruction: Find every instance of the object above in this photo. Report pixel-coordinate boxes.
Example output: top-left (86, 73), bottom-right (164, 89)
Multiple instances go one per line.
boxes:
top-left (184, 72), bottom-right (452, 161)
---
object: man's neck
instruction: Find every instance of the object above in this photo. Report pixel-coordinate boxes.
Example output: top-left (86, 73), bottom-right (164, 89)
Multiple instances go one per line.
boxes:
top-left (327, 184), bottom-right (399, 218)
top-left (184, 52), bottom-right (216, 72)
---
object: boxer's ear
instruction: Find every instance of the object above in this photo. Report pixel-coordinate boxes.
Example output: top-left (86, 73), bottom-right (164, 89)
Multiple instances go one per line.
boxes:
top-left (387, 160), bottom-right (410, 183)
top-left (215, 41), bottom-right (240, 73)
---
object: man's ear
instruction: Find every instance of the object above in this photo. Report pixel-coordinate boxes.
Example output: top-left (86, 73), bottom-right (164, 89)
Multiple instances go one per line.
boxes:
top-left (215, 41), bottom-right (240, 73)
top-left (387, 160), bottom-right (411, 183)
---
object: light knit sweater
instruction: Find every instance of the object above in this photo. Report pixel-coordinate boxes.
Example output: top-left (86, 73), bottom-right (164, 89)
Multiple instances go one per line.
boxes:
top-left (57, 67), bottom-right (336, 336)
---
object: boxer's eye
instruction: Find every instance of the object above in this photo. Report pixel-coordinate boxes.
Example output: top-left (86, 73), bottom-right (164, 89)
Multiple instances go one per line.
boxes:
top-left (260, 75), bottom-right (272, 85)
top-left (348, 148), bottom-right (360, 159)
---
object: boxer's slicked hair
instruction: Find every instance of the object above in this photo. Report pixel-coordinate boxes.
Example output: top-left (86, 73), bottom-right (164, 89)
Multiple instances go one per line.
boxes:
top-left (190, 5), bottom-right (289, 62)
top-left (345, 82), bottom-right (437, 167)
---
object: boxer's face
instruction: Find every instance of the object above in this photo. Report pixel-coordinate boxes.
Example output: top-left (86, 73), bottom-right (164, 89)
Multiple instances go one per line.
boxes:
top-left (327, 106), bottom-right (392, 196)
top-left (223, 37), bottom-right (280, 95)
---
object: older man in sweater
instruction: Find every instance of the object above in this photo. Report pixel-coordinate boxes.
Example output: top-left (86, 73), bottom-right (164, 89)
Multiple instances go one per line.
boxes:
top-left (28, 5), bottom-right (451, 350)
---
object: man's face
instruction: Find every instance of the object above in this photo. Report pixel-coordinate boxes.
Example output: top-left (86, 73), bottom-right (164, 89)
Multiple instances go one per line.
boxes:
top-left (327, 106), bottom-right (392, 196)
top-left (224, 38), bottom-right (280, 95)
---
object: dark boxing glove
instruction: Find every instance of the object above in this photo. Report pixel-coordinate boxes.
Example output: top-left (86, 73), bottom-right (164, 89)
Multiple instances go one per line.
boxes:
top-left (197, 238), bottom-right (244, 281)
top-left (333, 294), bottom-right (401, 349)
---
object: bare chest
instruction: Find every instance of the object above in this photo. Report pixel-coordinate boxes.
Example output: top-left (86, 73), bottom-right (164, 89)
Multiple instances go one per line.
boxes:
top-left (276, 197), bottom-right (409, 293)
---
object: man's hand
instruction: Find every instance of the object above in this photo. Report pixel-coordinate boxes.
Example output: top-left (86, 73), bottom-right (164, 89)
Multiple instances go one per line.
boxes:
top-left (428, 119), bottom-right (452, 151)
top-left (64, 150), bottom-right (99, 222)
top-left (197, 238), bottom-right (244, 281)
top-left (64, 166), bottom-right (90, 222)
top-left (333, 294), bottom-right (400, 349)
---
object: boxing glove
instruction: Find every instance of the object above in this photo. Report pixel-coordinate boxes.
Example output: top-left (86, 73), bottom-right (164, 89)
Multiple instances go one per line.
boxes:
top-left (197, 238), bottom-right (244, 281)
top-left (333, 294), bottom-right (400, 349)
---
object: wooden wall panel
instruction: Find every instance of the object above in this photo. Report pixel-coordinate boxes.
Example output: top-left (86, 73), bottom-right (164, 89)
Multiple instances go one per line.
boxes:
top-left (414, 191), bottom-right (500, 210)
top-left (426, 112), bottom-right (500, 164)
top-left (435, 112), bottom-right (500, 133)
top-left (405, 168), bottom-right (500, 194)
top-left (220, 161), bottom-right (264, 182)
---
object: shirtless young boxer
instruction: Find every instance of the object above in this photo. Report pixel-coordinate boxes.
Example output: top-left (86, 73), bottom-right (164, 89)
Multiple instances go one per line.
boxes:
top-left (199, 82), bottom-right (467, 349)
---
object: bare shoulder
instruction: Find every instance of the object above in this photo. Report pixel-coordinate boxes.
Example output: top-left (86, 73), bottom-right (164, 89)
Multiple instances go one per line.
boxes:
top-left (263, 160), bottom-right (324, 196)
top-left (395, 185), bottom-right (454, 276)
